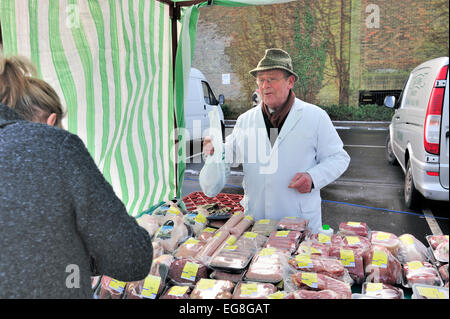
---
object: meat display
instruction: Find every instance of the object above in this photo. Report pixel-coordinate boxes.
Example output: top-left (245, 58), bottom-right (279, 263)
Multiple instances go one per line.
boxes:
top-left (277, 217), bottom-right (309, 232)
top-left (307, 233), bottom-right (343, 246)
top-left (364, 245), bottom-right (402, 285)
top-left (167, 258), bottom-right (208, 285)
top-left (328, 246), bottom-right (365, 284)
top-left (290, 271), bottom-right (352, 299)
top-left (338, 221), bottom-right (369, 237)
top-left (370, 231), bottom-right (400, 255)
top-left (403, 261), bottom-right (442, 287)
top-left (183, 210), bottom-right (208, 236)
top-left (173, 238), bottom-right (206, 259)
top-left (232, 282), bottom-right (277, 299)
top-left (264, 230), bottom-right (302, 253)
top-left (160, 285), bottom-right (191, 299)
top-left (245, 248), bottom-right (290, 283)
top-left (251, 219), bottom-right (279, 237)
top-left (190, 279), bottom-right (235, 299)
top-left (362, 282), bottom-right (404, 299)
top-left (288, 255), bottom-right (345, 280)
top-left (397, 234), bottom-right (430, 263)
top-left (123, 275), bottom-right (164, 299)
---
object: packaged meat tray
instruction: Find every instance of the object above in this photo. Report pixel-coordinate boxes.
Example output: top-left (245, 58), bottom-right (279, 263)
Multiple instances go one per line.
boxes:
top-left (153, 215), bottom-right (190, 253)
top-left (183, 210), bottom-right (208, 236)
top-left (136, 214), bottom-right (160, 238)
top-left (195, 230), bottom-right (232, 263)
top-left (411, 283), bottom-right (449, 299)
top-left (197, 227), bottom-right (217, 242)
top-left (290, 289), bottom-right (342, 299)
top-left (338, 221), bottom-right (369, 237)
top-left (232, 282), bottom-right (277, 299)
top-left (290, 271), bottom-right (352, 299)
top-left (210, 270), bottom-right (246, 283)
top-left (361, 282), bottom-right (404, 299)
top-left (439, 264), bottom-right (448, 284)
top-left (173, 238), bottom-right (206, 259)
top-left (277, 216), bottom-right (309, 232)
top-left (160, 285), bottom-right (191, 299)
top-left (264, 230), bottom-right (302, 254)
top-left (426, 235), bottom-right (449, 263)
top-left (397, 234), bottom-right (430, 263)
top-left (245, 248), bottom-right (290, 283)
top-left (230, 215), bottom-right (254, 238)
top-left (208, 232), bottom-right (267, 272)
top-left (307, 233), bottom-right (342, 246)
top-left (370, 231), bottom-right (400, 255)
top-left (364, 245), bottom-right (402, 285)
top-left (251, 219), bottom-right (279, 237)
top-left (296, 240), bottom-right (331, 257)
top-left (150, 254), bottom-right (174, 278)
top-left (190, 279), bottom-right (235, 299)
top-left (123, 274), bottom-right (164, 299)
top-left (288, 255), bottom-right (345, 280)
top-left (338, 235), bottom-right (372, 255)
top-left (94, 276), bottom-right (127, 299)
top-left (217, 211), bottom-right (245, 233)
top-left (167, 258), bottom-right (209, 286)
top-left (328, 246), bottom-right (365, 284)
top-left (402, 261), bottom-right (443, 287)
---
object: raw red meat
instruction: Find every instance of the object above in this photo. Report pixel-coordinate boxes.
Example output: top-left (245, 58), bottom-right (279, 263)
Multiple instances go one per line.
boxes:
top-left (339, 235), bottom-right (372, 255)
top-left (328, 246), bottom-right (365, 284)
top-left (427, 235), bottom-right (448, 250)
top-left (364, 245), bottom-right (402, 285)
top-left (291, 289), bottom-right (341, 299)
top-left (291, 271), bottom-right (352, 299)
top-left (370, 231), bottom-right (400, 255)
top-left (338, 221), bottom-right (369, 237)
top-left (264, 230), bottom-right (302, 253)
top-left (362, 282), bottom-right (404, 299)
top-left (277, 217), bottom-right (309, 232)
top-left (288, 255), bottom-right (345, 279)
top-left (439, 264), bottom-right (448, 284)
top-left (404, 261), bottom-right (442, 286)
top-left (232, 282), bottom-right (277, 299)
top-left (307, 233), bottom-right (343, 246)
top-left (296, 240), bottom-right (331, 257)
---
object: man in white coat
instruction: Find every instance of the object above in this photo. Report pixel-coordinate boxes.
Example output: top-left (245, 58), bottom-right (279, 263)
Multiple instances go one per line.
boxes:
top-left (202, 48), bottom-right (350, 233)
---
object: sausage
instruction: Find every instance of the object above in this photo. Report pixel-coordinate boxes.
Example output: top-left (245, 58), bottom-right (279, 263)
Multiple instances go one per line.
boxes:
top-left (218, 211), bottom-right (245, 233)
top-left (230, 215), bottom-right (254, 237)
top-left (195, 230), bottom-right (231, 262)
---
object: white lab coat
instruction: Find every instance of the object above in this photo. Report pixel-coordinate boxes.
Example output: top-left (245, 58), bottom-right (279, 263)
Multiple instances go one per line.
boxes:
top-left (223, 98), bottom-right (350, 233)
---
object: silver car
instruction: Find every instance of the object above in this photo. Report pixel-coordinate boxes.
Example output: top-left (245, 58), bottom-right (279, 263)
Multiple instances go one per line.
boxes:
top-left (384, 57), bottom-right (449, 209)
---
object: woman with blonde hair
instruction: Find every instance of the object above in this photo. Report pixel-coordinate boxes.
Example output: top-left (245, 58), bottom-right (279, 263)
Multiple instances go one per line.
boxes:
top-left (0, 54), bottom-right (64, 127)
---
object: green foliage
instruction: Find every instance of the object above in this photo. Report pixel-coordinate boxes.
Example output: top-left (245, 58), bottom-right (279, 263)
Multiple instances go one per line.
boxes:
top-left (320, 104), bottom-right (394, 121)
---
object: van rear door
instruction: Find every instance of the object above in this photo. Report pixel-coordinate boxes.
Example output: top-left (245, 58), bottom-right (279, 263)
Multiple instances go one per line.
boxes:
top-left (440, 69), bottom-right (449, 189)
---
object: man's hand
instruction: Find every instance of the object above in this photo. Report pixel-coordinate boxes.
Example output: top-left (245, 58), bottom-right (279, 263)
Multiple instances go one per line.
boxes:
top-left (288, 172), bottom-right (313, 193)
top-left (203, 136), bottom-right (215, 156)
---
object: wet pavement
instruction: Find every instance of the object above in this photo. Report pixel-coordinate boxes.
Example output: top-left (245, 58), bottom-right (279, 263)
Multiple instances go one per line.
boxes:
top-left (181, 122), bottom-right (449, 243)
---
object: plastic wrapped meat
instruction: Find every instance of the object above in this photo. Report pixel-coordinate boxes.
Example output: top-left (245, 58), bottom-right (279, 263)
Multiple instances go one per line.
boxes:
top-left (290, 271), bottom-right (352, 299)
top-left (230, 215), bottom-right (254, 238)
top-left (264, 230), bottom-right (302, 253)
top-left (209, 232), bottom-right (266, 271)
top-left (197, 227), bottom-right (217, 242)
top-left (296, 240), bottom-right (331, 257)
top-left (153, 215), bottom-right (189, 253)
top-left (364, 245), bottom-right (402, 285)
top-left (412, 284), bottom-right (449, 299)
top-left (183, 210), bottom-right (208, 236)
top-left (290, 289), bottom-right (341, 299)
top-left (245, 248), bottom-right (290, 283)
top-left (288, 255), bottom-right (345, 280)
top-left (152, 241), bottom-right (164, 259)
top-left (217, 211), bottom-right (245, 233)
top-left (195, 231), bottom-right (233, 263)
top-left (370, 231), bottom-right (400, 255)
top-left (427, 235), bottom-right (449, 249)
top-left (168, 258), bottom-right (208, 286)
top-left (232, 282), bottom-right (277, 299)
top-left (403, 261), bottom-right (442, 287)
top-left (277, 217), bottom-right (309, 232)
top-left (439, 264), bottom-right (448, 284)
top-left (339, 235), bottom-right (372, 255)
top-left (328, 246), bottom-right (365, 284)
top-left (160, 286), bottom-right (191, 299)
top-left (362, 282), bottom-right (404, 299)
top-left (435, 241), bottom-right (449, 263)
top-left (91, 276), bottom-right (101, 291)
top-left (152, 201), bottom-right (184, 225)
top-left (95, 276), bottom-right (127, 299)
top-left (123, 275), bottom-right (164, 299)
top-left (136, 214), bottom-right (160, 238)
top-left (338, 221), bottom-right (369, 237)
top-left (307, 233), bottom-right (343, 246)
top-left (190, 279), bottom-right (234, 299)
top-left (397, 234), bottom-right (430, 263)
top-left (251, 219), bottom-right (279, 237)
top-left (174, 238), bottom-right (206, 259)
top-left (150, 254), bottom-right (175, 277)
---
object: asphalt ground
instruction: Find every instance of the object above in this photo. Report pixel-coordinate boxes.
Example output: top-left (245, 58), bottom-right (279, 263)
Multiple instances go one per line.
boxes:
top-left (181, 122), bottom-right (449, 245)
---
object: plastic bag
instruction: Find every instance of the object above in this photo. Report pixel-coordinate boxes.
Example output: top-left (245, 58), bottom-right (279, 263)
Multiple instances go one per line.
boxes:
top-left (396, 234), bottom-right (430, 263)
top-left (199, 106), bottom-right (229, 197)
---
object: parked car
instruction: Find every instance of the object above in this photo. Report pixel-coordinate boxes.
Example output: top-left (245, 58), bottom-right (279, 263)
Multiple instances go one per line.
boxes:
top-left (384, 57), bottom-right (449, 209)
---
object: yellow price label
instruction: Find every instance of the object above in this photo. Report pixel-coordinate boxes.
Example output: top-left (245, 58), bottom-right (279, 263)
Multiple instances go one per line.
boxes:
top-left (243, 232), bottom-right (258, 238)
top-left (347, 222), bottom-right (361, 227)
top-left (400, 234), bottom-right (414, 246)
top-left (366, 283), bottom-right (383, 292)
top-left (203, 227), bottom-right (216, 233)
top-left (340, 249), bottom-right (355, 267)
top-left (108, 278), bottom-right (126, 293)
top-left (372, 250), bottom-right (388, 268)
top-left (194, 213), bottom-right (206, 225)
top-left (375, 232), bottom-right (391, 241)
top-left (241, 283), bottom-right (258, 296)
top-left (197, 279), bottom-right (215, 290)
top-left (141, 275), bottom-right (161, 299)
top-left (257, 219), bottom-right (270, 224)
top-left (259, 248), bottom-right (276, 257)
top-left (226, 236), bottom-right (237, 246)
top-left (295, 255), bottom-right (313, 268)
top-left (407, 261), bottom-right (424, 270)
top-left (276, 231), bottom-right (290, 237)
top-left (224, 245), bottom-right (238, 251)
top-left (184, 238), bottom-right (200, 245)
top-left (416, 287), bottom-right (446, 299)
top-left (318, 233), bottom-right (331, 244)
top-left (345, 236), bottom-right (360, 245)
top-left (168, 206), bottom-right (181, 216)
top-left (267, 291), bottom-right (287, 299)
top-left (244, 215), bottom-right (254, 222)
top-left (168, 286), bottom-right (189, 297)
top-left (301, 272), bottom-right (318, 288)
top-left (181, 262), bottom-right (199, 282)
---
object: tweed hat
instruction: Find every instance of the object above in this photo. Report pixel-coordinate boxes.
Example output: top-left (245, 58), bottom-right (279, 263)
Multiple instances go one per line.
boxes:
top-left (249, 48), bottom-right (298, 82)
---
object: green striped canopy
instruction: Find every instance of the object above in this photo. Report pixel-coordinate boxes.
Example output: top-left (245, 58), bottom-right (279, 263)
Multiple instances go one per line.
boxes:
top-left (0, 0), bottom-right (293, 217)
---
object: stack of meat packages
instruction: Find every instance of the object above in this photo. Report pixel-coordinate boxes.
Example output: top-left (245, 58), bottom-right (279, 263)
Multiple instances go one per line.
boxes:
top-left (92, 200), bottom-right (449, 299)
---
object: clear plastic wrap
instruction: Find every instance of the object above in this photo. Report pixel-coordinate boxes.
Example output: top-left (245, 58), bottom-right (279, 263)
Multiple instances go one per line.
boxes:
top-left (190, 278), bottom-right (234, 299)
top-left (288, 255), bottom-right (346, 280)
top-left (338, 221), bottom-right (369, 237)
top-left (217, 211), bottom-right (245, 233)
top-left (123, 274), bottom-right (164, 299)
top-left (153, 215), bottom-right (190, 253)
top-left (136, 214), bottom-right (160, 238)
top-left (370, 231), bottom-right (400, 255)
top-left (362, 282), bottom-right (404, 299)
top-left (328, 246), bottom-right (365, 284)
top-left (245, 248), bottom-right (291, 283)
top-left (210, 270), bottom-right (246, 283)
top-left (364, 245), bottom-right (402, 285)
top-left (195, 231), bottom-right (233, 264)
top-left (251, 219), bottom-right (279, 237)
top-left (412, 284), bottom-right (449, 299)
top-left (150, 254), bottom-right (175, 278)
top-left (183, 210), bottom-right (208, 236)
top-left (296, 240), bottom-right (331, 257)
top-left (306, 233), bottom-right (343, 246)
top-left (160, 285), bottom-right (191, 299)
top-left (439, 264), bottom-right (449, 284)
top-left (232, 282), bottom-right (277, 299)
top-left (167, 258), bottom-right (209, 286)
top-left (338, 235), bottom-right (372, 255)
top-left (152, 241), bottom-right (164, 259)
top-left (397, 234), bottom-right (430, 263)
top-left (94, 276), bottom-right (127, 299)
top-left (152, 200), bottom-right (184, 225)
top-left (173, 238), bottom-right (206, 259)
top-left (289, 271), bottom-right (352, 299)
top-left (230, 215), bottom-right (254, 238)
top-left (426, 235), bottom-right (449, 263)
top-left (277, 216), bottom-right (309, 232)
top-left (403, 261), bottom-right (443, 287)
top-left (426, 234), bottom-right (449, 250)
top-left (264, 230), bottom-right (302, 254)
top-left (290, 289), bottom-right (342, 299)
top-left (197, 227), bottom-right (217, 242)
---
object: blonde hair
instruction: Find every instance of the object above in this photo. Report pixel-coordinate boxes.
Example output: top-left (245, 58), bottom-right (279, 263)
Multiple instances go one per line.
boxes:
top-left (0, 54), bottom-right (65, 128)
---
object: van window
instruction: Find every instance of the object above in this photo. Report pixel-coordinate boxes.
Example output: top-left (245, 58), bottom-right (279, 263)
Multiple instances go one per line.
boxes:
top-left (397, 74), bottom-right (411, 109)
top-left (202, 81), bottom-right (218, 105)
top-left (403, 67), bottom-right (433, 110)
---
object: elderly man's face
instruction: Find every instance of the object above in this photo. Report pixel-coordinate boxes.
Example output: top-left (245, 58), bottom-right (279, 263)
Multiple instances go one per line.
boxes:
top-left (256, 69), bottom-right (295, 110)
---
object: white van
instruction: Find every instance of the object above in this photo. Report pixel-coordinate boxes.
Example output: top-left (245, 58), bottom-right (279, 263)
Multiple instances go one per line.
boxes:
top-left (384, 57), bottom-right (449, 208)
top-left (184, 68), bottom-right (225, 142)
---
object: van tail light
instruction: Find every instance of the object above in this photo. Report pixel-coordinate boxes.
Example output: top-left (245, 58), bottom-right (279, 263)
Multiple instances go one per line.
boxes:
top-left (424, 65), bottom-right (448, 155)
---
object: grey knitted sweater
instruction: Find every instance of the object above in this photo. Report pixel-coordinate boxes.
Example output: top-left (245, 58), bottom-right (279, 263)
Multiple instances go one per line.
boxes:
top-left (0, 104), bottom-right (153, 298)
